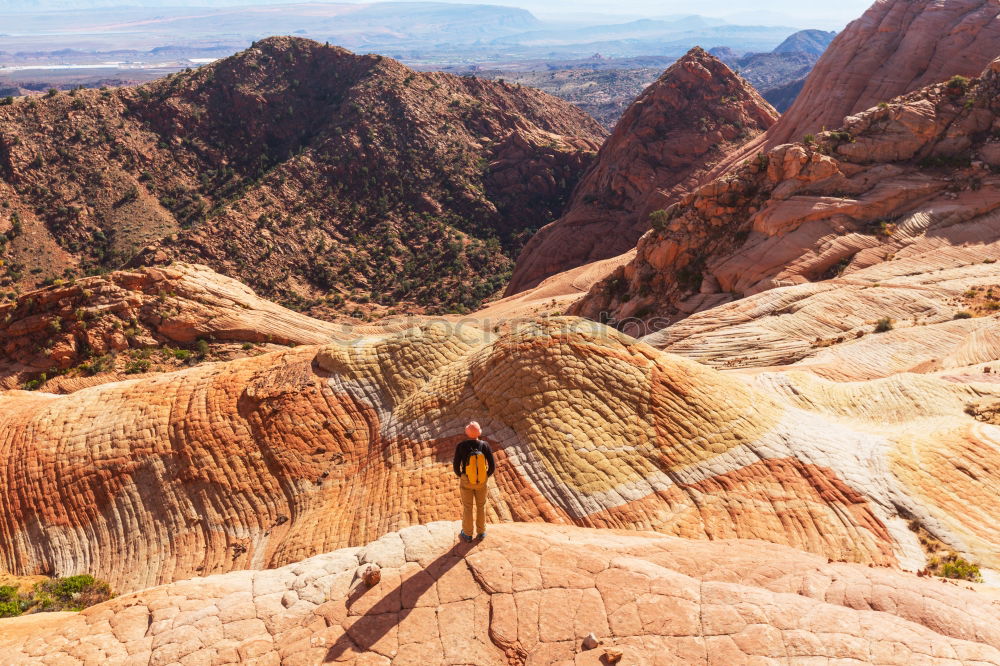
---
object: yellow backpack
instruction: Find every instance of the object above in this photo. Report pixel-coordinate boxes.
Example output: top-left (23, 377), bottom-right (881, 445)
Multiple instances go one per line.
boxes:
top-left (465, 449), bottom-right (488, 487)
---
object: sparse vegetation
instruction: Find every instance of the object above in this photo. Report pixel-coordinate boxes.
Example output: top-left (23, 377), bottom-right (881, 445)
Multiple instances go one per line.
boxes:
top-left (874, 317), bottom-right (893, 333)
top-left (946, 75), bottom-right (971, 95)
top-left (0, 574), bottom-right (113, 618)
top-left (928, 552), bottom-right (983, 582)
top-left (648, 209), bottom-right (670, 232)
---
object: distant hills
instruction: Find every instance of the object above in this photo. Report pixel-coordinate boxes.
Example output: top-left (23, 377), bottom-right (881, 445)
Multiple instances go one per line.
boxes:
top-left (1, 2), bottom-right (808, 63)
top-left (772, 28), bottom-right (837, 55)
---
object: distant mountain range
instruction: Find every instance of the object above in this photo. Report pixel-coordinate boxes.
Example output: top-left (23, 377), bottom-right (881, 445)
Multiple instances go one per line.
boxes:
top-left (0, 2), bottom-right (808, 63)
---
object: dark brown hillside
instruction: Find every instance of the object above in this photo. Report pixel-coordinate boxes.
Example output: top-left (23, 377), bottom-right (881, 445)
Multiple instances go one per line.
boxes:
top-left (0, 37), bottom-right (605, 317)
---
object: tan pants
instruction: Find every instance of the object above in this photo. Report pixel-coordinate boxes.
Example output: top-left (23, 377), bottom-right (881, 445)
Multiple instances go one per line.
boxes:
top-left (460, 480), bottom-right (488, 536)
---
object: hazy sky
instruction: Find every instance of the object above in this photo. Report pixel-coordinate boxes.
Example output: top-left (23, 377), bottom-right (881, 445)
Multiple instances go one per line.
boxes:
top-left (343, 0), bottom-right (876, 29)
top-left (0, 0), bottom-right (877, 31)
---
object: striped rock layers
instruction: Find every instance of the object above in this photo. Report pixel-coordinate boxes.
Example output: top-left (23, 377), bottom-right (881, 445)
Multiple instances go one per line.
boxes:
top-left (1, 318), bottom-right (997, 593)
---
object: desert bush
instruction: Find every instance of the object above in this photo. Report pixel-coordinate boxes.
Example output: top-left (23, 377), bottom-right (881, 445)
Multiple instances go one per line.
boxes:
top-left (0, 575), bottom-right (112, 617)
top-left (928, 552), bottom-right (983, 582)
top-left (648, 209), bottom-right (670, 232)
top-left (946, 75), bottom-right (971, 95)
top-left (874, 317), bottom-right (893, 333)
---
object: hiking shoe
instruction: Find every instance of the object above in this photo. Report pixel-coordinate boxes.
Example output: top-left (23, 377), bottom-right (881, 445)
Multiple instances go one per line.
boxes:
top-left (459, 531), bottom-right (473, 543)
top-left (476, 531), bottom-right (486, 541)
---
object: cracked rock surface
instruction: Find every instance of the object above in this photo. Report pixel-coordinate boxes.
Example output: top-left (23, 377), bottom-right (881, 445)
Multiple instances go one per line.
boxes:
top-left (2, 522), bottom-right (999, 665)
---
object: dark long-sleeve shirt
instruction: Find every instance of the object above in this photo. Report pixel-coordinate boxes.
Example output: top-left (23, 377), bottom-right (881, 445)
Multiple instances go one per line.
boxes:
top-left (453, 439), bottom-right (496, 478)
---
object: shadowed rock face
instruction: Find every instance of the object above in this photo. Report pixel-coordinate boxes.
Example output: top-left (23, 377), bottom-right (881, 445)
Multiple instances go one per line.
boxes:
top-left (505, 47), bottom-right (777, 295)
top-left (2, 318), bottom-right (998, 594)
top-left (574, 57), bottom-right (1000, 332)
top-left (2, 522), bottom-right (999, 664)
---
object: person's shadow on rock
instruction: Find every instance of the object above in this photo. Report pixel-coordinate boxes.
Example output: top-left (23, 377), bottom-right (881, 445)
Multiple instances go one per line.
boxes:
top-left (325, 540), bottom-right (477, 660)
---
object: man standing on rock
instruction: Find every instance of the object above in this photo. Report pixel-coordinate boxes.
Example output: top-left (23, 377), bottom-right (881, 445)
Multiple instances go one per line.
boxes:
top-left (453, 421), bottom-right (495, 542)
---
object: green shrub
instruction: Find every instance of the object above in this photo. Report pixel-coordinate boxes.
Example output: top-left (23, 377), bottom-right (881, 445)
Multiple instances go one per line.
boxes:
top-left (946, 75), bottom-right (970, 95)
top-left (195, 339), bottom-right (210, 358)
top-left (124, 358), bottom-right (150, 374)
top-left (173, 349), bottom-right (192, 361)
top-left (0, 575), bottom-right (112, 616)
top-left (648, 209), bottom-right (671, 232)
top-left (0, 600), bottom-right (22, 618)
top-left (80, 354), bottom-right (113, 376)
top-left (929, 553), bottom-right (983, 582)
top-left (874, 317), bottom-right (893, 333)
top-left (954, 311), bottom-right (973, 319)
top-left (802, 133), bottom-right (815, 145)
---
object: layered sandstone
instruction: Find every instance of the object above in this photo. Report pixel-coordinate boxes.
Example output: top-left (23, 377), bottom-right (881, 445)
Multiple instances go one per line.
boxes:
top-left (574, 57), bottom-right (1000, 330)
top-left (0, 263), bottom-right (351, 390)
top-left (1, 318), bottom-right (997, 595)
top-left (505, 47), bottom-right (777, 294)
top-left (642, 250), bottom-right (1000, 380)
top-left (2, 522), bottom-right (999, 665)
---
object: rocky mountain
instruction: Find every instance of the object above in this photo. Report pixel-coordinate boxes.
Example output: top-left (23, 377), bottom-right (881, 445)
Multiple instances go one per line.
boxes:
top-left (2, 316), bottom-right (997, 597)
top-left (573, 56), bottom-right (1000, 337)
top-left (766, 0), bottom-right (1000, 149)
top-left (0, 36), bottom-right (605, 317)
top-left (4, 522), bottom-right (1000, 664)
top-left (772, 28), bottom-right (837, 56)
top-left (505, 47), bottom-right (777, 294)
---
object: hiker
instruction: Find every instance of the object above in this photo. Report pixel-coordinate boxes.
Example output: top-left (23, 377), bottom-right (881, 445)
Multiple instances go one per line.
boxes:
top-left (453, 421), bottom-right (495, 542)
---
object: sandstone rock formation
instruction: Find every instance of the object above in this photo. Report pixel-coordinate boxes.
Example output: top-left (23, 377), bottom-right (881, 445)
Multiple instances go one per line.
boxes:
top-left (768, 0), bottom-right (1000, 148)
top-left (642, 251), bottom-right (1000, 380)
top-left (2, 522), bottom-right (999, 664)
top-left (505, 47), bottom-right (777, 294)
top-left (574, 56), bottom-right (1000, 331)
top-left (0, 37), bottom-right (605, 316)
top-left (2, 317), bottom-right (997, 595)
top-left (0, 263), bottom-right (352, 391)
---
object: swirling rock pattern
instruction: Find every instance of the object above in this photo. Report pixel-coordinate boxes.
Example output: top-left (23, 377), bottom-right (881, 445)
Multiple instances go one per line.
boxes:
top-left (641, 246), bottom-right (1000, 379)
top-left (1, 318), bottom-right (997, 595)
top-left (2, 522), bottom-right (999, 665)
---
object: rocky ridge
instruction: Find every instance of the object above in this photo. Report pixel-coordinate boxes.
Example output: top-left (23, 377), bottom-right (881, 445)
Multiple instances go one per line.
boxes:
top-left (770, 0), bottom-right (1000, 148)
top-left (0, 36), bottom-right (605, 317)
top-left (0, 263), bottom-right (356, 391)
top-left (506, 47), bottom-right (777, 295)
top-left (573, 57), bottom-right (1000, 333)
